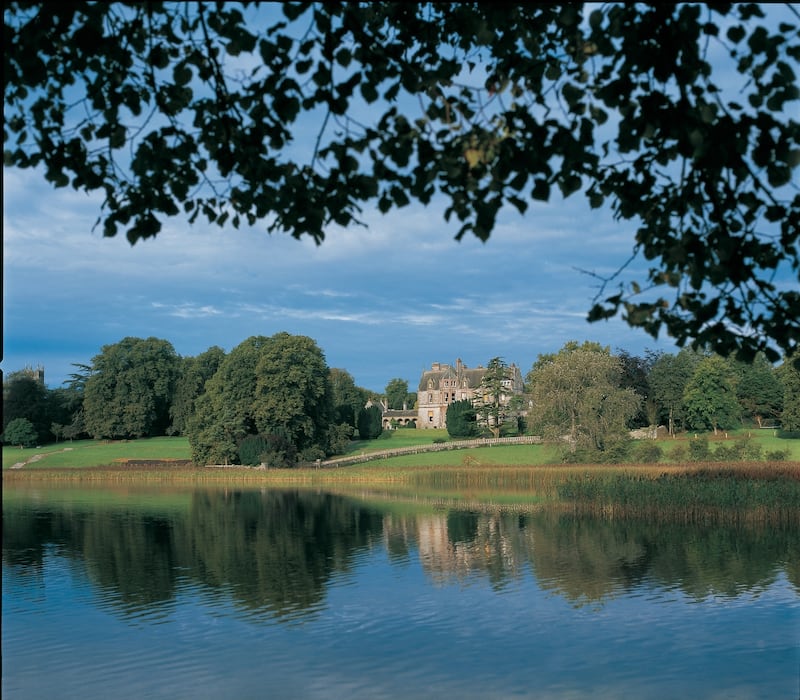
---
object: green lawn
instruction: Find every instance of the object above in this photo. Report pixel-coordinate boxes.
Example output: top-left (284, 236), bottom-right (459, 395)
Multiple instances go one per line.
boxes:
top-left (346, 428), bottom-right (451, 453)
top-left (2, 436), bottom-right (192, 469)
top-left (3, 429), bottom-right (798, 471)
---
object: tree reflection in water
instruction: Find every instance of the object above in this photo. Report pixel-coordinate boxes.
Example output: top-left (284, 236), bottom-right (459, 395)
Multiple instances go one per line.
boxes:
top-left (3, 487), bottom-right (798, 620)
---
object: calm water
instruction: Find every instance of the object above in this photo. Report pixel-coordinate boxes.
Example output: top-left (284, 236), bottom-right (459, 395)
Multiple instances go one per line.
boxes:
top-left (3, 485), bottom-right (799, 699)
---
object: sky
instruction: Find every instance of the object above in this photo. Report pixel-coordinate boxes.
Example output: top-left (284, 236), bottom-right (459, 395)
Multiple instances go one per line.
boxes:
top-left (3, 163), bottom-right (683, 393)
top-left (3, 4), bottom-right (797, 394)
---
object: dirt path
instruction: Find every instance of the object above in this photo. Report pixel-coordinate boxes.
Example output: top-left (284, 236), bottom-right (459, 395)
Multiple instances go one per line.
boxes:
top-left (10, 447), bottom-right (74, 469)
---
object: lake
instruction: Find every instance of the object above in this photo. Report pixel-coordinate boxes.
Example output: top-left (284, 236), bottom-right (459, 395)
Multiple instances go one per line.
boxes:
top-left (3, 484), bottom-right (799, 699)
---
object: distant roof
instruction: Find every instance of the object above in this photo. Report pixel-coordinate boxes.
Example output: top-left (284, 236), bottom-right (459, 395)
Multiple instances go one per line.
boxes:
top-left (418, 362), bottom-right (487, 391)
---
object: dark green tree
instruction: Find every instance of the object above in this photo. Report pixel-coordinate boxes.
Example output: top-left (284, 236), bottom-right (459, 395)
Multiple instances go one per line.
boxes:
top-left (778, 359), bottom-right (800, 431)
top-left (648, 349), bottom-right (702, 436)
top-left (188, 335), bottom-right (267, 465)
top-left (356, 405), bottom-right (383, 440)
top-left (473, 357), bottom-right (513, 438)
top-left (3, 416), bottom-right (39, 448)
top-left (83, 336), bottom-right (180, 439)
top-left (5, 3), bottom-right (798, 362)
top-left (169, 346), bottom-right (225, 435)
top-left (252, 332), bottom-right (333, 458)
top-left (683, 355), bottom-right (741, 434)
top-left (446, 399), bottom-right (478, 439)
top-left (2, 371), bottom-right (50, 442)
top-left (733, 353), bottom-right (783, 427)
top-left (385, 377), bottom-right (413, 410)
top-left (187, 333), bottom-right (332, 464)
top-left (329, 367), bottom-right (369, 427)
top-left (616, 349), bottom-right (657, 429)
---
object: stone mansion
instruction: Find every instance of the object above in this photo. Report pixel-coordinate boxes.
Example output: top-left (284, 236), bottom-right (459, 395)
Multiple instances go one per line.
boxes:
top-left (378, 359), bottom-right (524, 430)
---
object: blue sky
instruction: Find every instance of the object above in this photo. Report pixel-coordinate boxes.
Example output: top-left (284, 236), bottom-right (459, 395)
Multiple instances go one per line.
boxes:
top-left (3, 4), bottom-right (797, 393)
top-left (3, 163), bottom-right (683, 392)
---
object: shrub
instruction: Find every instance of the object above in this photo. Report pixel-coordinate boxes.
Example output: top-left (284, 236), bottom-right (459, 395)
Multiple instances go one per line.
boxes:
top-left (712, 443), bottom-right (737, 462)
top-left (3, 417), bottom-right (39, 448)
top-left (238, 434), bottom-right (270, 465)
top-left (259, 433), bottom-right (298, 468)
top-left (298, 446), bottom-right (326, 463)
top-left (688, 437), bottom-right (711, 461)
top-left (602, 437), bottom-right (633, 463)
top-left (669, 443), bottom-right (689, 462)
top-left (446, 399), bottom-right (478, 438)
top-left (238, 432), bottom-right (298, 467)
top-left (326, 422), bottom-right (354, 456)
top-left (765, 449), bottom-right (791, 461)
top-left (632, 440), bottom-right (663, 464)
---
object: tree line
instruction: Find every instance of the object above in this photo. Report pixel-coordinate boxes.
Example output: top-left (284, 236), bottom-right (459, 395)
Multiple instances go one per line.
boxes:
top-left (446, 342), bottom-right (798, 459)
top-left (2, 334), bottom-right (380, 463)
top-left (3, 334), bottom-right (799, 464)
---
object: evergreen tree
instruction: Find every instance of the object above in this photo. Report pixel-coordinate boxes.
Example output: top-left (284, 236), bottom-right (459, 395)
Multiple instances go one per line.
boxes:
top-left (779, 359), bottom-right (800, 432)
top-left (473, 357), bottom-right (512, 439)
top-left (446, 400), bottom-right (478, 439)
top-left (357, 405), bottom-right (383, 440)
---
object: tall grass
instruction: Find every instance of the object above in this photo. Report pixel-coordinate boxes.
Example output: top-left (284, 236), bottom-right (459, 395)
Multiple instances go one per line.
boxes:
top-left (557, 463), bottom-right (800, 525)
top-left (5, 461), bottom-right (798, 525)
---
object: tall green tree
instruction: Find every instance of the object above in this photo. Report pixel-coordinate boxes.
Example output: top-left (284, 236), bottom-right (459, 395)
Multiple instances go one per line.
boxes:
top-left (526, 342), bottom-right (640, 450)
top-left (778, 359), bottom-right (800, 431)
top-left (169, 346), bottom-right (225, 435)
top-left (5, 3), bottom-right (798, 361)
top-left (473, 357), bottom-right (513, 439)
top-left (385, 378), bottom-right (414, 410)
top-left (683, 356), bottom-right (741, 434)
top-left (83, 336), bottom-right (180, 439)
top-left (187, 333), bottom-right (332, 465)
top-left (188, 336), bottom-right (267, 465)
top-left (733, 353), bottom-right (783, 428)
top-left (648, 349), bottom-right (701, 437)
top-left (252, 332), bottom-right (333, 458)
top-left (616, 349), bottom-right (657, 429)
top-left (2, 371), bottom-right (50, 442)
top-left (356, 405), bottom-right (383, 440)
top-left (329, 368), bottom-right (369, 427)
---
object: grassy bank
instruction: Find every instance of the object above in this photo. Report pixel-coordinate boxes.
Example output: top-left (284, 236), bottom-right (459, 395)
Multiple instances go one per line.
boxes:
top-left (6, 429), bottom-right (798, 471)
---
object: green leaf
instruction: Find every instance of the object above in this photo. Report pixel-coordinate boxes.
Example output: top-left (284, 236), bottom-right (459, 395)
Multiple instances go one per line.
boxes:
top-left (726, 25), bottom-right (746, 43)
top-left (173, 63), bottom-right (192, 86)
top-left (531, 178), bottom-right (550, 201)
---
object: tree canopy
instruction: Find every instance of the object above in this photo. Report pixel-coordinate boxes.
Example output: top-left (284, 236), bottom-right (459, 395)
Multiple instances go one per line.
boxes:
top-left (82, 336), bottom-right (180, 439)
top-left (187, 332), bottom-right (332, 465)
top-left (3, 417), bottom-right (39, 448)
top-left (526, 341), bottom-right (641, 450)
top-left (4, 3), bottom-right (798, 362)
